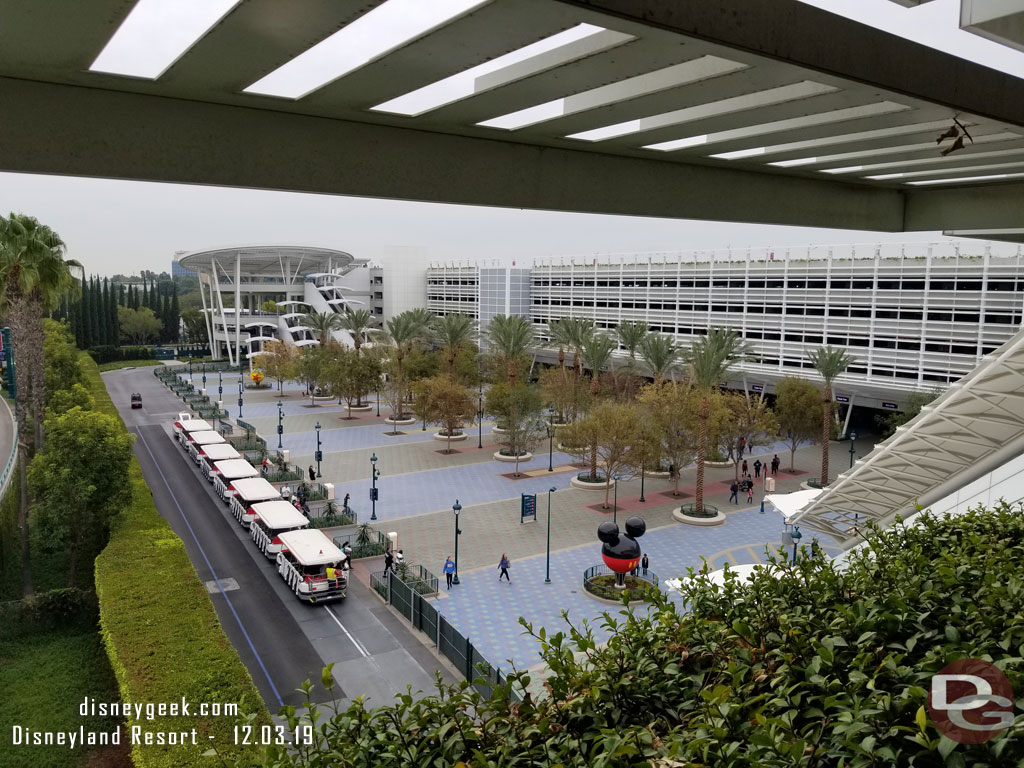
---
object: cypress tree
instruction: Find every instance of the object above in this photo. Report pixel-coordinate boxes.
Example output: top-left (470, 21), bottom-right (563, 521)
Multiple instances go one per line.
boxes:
top-left (90, 278), bottom-right (101, 348)
top-left (80, 277), bottom-right (92, 349)
top-left (101, 279), bottom-right (111, 346)
top-left (141, 281), bottom-right (149, 312)
top-left (169, 285), bottom-right (180, 345)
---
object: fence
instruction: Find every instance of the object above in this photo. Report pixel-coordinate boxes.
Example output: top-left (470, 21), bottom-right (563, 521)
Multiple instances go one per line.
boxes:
top-left (333, 529), bottom-right (388, 559)
top-left (0, 396), bottom-right (18, 500)
top-left (369, 569), bottom-right (516, 700)
top-left (582, 563), bottom-right (659, 601)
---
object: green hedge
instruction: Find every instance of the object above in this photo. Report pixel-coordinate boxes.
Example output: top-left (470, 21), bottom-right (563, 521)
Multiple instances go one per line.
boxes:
top-left (87, 345), bottom-right (155, 364)
top-left (0, 458), bottom-right (22, 600)
top-left (0, 587), bottom-right (98, 639)
top-left (82, 354), bottom-right (269, 767)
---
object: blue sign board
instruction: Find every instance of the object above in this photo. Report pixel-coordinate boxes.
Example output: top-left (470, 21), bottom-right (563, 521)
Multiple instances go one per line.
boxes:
top-left (520, 493), bottom-right (537, 524)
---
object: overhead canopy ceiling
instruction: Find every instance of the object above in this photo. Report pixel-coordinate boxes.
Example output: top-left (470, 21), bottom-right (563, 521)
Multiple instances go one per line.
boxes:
top-left (793, 325), bottom-right (1024, 544)
top-left (1, 0), bottom-right (1023, 232)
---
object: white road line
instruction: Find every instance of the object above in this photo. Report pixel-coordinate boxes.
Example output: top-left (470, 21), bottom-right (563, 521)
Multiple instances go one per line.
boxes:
top-left (323, 605), bottom-right (370, 657)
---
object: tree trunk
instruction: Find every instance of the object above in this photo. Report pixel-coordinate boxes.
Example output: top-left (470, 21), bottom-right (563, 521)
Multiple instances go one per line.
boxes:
top-left (447, 431), bottom-right (451, 454)
top-left (604, 477), bottom-right (611, 508)
top-left (821, 384), bottom-right (832, 485)
top-left (790, 445), bottom-right (797, 472)
top-left (18, 446), bottom-right (32, 597)
top-left (589, 442), bottom-right (598, 482)
top-left (695, 394), bottom-right (709, 513)
top-left (7, 297), bottom-right (36, 452)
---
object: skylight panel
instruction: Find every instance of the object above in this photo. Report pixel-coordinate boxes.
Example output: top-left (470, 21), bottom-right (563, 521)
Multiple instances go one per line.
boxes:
top-left (866, 160), bottom-right (1024, 180)
top-left (245, 0), bottom-right (490, 99)
top-left (844, 146), bottom-right (1024, 174)
top-left (90, 0), bottom-right (241, 79)
top-left (753, 120), bottom-right (954, 164)
top-left (373, 24), bottom-right (634, 116)
top-left (566, 81), bottom-right (836, 142)
top-left (812, 132), bottom-right (1021, 171)
top-left (644, 101), bottom-right (910, 152)
top-left (477, 56), bottom-right (748, 131)
top-left (908, 172), bottom-right (1024, 185)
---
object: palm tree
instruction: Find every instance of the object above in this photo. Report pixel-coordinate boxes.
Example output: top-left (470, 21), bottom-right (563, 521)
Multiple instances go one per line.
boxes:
top-left (580, 332), bottom-right (617, 397)
top-left (372, 310), bottom-right (429, 419)
top-left (486, 314), bottom-right (534, 386)
top-left (640, 333), bottom-right (679, 383)
top-left (337, 308), bottom-right (377, 355)
top-left (808, 345), bottom-right (855, 486)
top-left (431, 314), bottom-right (477, 378)
top-left (301, 310), bottom-right (344, 344)
top-left (615, 321), bottom-right (649, 361)
top-left (686, 328), bottom-right (749, 514)
top-left (0, 213), bottom-right (81, 597)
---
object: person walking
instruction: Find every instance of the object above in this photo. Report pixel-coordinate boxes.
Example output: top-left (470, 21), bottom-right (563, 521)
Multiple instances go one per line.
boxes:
top-left (754, 459), bottom-right (762, 478)
top-left (746, 478), bottom-right (754, 504)
top-left (343, 493), bottom-right (350, 511)
top-left (443, 557), bottom-right (456, 590)
top-left (741, 459), bottom-right (748, 476)
top-left (771, 454), bottom-right (780, 475)
top-left (383, 549), bottom-right (394, 574)
top-left (280, 483), bottom-right (291, 500)
top-left (641, 553), bottom-right (649, 576)
top-left (729, 481), bottom-right (739, 504)
top-left (395, 549), bottom-right (405, 566)
top-left (308, 464), bottom-right (316, 483)
top-left (498, 553), bottom-right (511, 583)
top-left (261, 457), bottom-right (269, 475)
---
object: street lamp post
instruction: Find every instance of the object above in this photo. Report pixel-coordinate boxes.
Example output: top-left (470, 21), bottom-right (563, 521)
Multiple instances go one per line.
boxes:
top-left (237, 378), bottom-right (243, 419)
top-left (544, 487), bottom-right (556, 584)
top-left (849, 431), bottom-right (858, 534)
top-left (277, 400), bottom-right (284, 449)
top-left (201, 362), bottom-right (207, 390)
top-left (791, 526), bottom-right (803, 563)
top-left (314, 422), bottom-right (322, 479)
top-left (188, 358), bottom-right (193, 387)
top-left (370, 453), bottom-right (379, 521)
top-left (452, 500), bottom-right (462, 585)
top-left (477, 381), bottom-right (483, 450)
top-left (375, 382), bottom-right (381, 417)
top-left (612, 475), bottom-right (622, 524)
top-left (546, 408), bottom-right (554, 472)
top-left (218, 369), bottom-right (223, 398)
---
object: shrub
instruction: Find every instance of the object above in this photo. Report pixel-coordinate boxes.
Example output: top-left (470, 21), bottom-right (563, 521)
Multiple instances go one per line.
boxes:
top-left (87, 345), bottom-right (155, 364)
top-left (81, 354), bottom-right (269, 767)
top-left (231, 503), bottom-right (1024, 767)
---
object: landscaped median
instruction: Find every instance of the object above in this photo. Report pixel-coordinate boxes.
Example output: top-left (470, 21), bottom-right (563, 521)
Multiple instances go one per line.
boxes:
top-left (88, 355), bottom-right (270, 767)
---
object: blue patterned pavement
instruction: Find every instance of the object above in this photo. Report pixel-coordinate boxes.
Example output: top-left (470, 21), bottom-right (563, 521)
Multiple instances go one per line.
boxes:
top-left (432, 507), bottom-right (840, 673)
top-left (330, 449), bottom-right (580, 520)
top-left (275, 422), bottom-right (497, 456)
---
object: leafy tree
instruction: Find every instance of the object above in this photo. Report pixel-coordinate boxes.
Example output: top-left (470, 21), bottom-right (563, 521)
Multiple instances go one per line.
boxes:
top-left (28, 406), bottom-right (133, 586)
top-left (538, 365), bottom-right (589, 424)
top-left (47, 382), bottom-right (94, 417)
top-left (876, 390), bottom-right (939, 438)
top-left (486, 314), bottom-right (535, 387)
top-left (809, 345), bottom-right (856, 485)
top-left (294, 346), bottom-right (329, 405)
top-left (43, 319), bottom-right (84, 403)
top-left (580, 331), bottom-right (617, 400)
top-left (117, 305), bottom-right (162, 345)
top-left (485, 383), bottom-right (544, 476)
top-left (774, 376), bottom-right (821, 471)
top-left (260, 340), bottom-right (296, 393)
top-left (562, 401), bottom-right (643, 506)
top-left (685, 328), bottom-right (749, 513)
top-left (714, 392), bottom-right (780, 482)
top-left (637, 381), bottom-right (701, 496)
top-left (180, 308), bottom-right (208, 344)
top-left (430, 314), bottom-right (477, 379)
top-left (328, 347), bottom-right (382, 418)
top-left (261, 299), bottom-right (278, 314)
top-left (412, 376), bottom-right (477, 453)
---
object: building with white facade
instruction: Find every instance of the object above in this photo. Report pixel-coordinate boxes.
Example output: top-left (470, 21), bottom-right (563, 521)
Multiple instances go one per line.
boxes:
top-left (428, 242), bottom-right (1024, 417)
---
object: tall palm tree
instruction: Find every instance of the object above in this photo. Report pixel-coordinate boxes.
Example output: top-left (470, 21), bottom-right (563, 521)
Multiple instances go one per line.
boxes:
top-left (372, 310), bottom-right (429, 418)
top-left (640, 333), bottom-right (679, 384)
top-left (686, 328), bottom-right (749, 514)
top-left (486, 314), bottom-right (534, 386)
top-left (615, 321), bottom-right (649, 361)
top-left (301, 310), bottom-right (344, 344)
top-left (808, 345), bottom-right (855, 486)
top-left (337, 308), bottom-right (377, 355)
top-left (431, 314), bottom-right (477, 378)
top-left (0, 213), bottom-right (81, 597)
top-left (580, 331), bottom-right (617, 397)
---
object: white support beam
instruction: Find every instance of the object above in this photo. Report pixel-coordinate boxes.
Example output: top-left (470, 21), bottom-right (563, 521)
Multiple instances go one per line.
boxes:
top-left (961, 0), bottom-right (1024, 53)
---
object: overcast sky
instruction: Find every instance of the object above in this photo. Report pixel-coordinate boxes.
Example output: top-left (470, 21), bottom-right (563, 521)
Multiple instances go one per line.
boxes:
top-left (2, 0), bottom-right (1021, 276)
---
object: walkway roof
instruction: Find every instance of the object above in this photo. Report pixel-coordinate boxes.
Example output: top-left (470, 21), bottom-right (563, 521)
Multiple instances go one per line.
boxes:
top-left (1, 1), bottom-right (1022, 234)
top-left (793, 325), bottom-right (1024, 544)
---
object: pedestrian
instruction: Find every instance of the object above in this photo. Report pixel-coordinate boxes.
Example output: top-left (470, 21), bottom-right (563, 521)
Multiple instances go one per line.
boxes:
top-left (281, 483), bottom-right (291, 500)
top-left (308, 465), bottom-right (316, 483)
top-left (443, 557), bottom-right (455, 589)
top-left (498, 553), bottom-right (511, 583)
top-left (742, 459), bottom-right (748, 475)
top-left (739, 437), bottom-right (745, 454)
top-left (384, 549), bottom-right (394, 574)
top-left (754, 459), bottom-right (762, 478)
top-left (729, 481), bottom-right (738, 504)
top-left (746, 480), bottom-right (754, 504)
top-left (641, 553), bottom-right (649, 576)
top-left (261, 457), bottom-right (269, 475)
top-left (395, 549), bottom-right (405, 566)
top-left (301, 500), bottom-right (310, 516)
top-left (772, 454), bottom-right (780, 475)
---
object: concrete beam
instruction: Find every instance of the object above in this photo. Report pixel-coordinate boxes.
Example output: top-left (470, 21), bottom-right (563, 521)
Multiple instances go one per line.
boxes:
top-left (558, 0), bottom-right (1024, 127)
top-left (905, 182), bottom-right (1024, 231)
top-left (0, 76), bottom-right (905, 231)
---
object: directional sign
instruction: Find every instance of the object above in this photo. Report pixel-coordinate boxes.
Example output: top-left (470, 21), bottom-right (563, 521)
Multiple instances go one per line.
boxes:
top-left (314, 450), bottom-right (323, 463)
top-left (369, 487), bottom-right (379, 502)
top-left (521, 493), bottom-right (537, 524)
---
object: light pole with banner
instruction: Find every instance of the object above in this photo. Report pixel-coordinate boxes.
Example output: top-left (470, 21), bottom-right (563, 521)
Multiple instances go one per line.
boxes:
top-left (546, 408), bottom-right (555, 472)
top-left (452, 499), bottom-right (462, 585)
top-left (544, 487), bottom-right (556, 584)
top-left (277, 400), bottom-right (284, 449)
top-left (370, 453), bottom-right (380, 520)
top-left (237, 378), bottom-right (243, 419)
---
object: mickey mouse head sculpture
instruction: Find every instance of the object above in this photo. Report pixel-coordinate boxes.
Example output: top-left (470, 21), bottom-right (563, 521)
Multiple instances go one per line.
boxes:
top-left (597, 517), bottom-right (646, 588)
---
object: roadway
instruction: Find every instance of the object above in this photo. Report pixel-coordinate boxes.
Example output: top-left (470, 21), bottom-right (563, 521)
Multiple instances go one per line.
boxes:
top-left (103, 365), bottom-right (456, 712)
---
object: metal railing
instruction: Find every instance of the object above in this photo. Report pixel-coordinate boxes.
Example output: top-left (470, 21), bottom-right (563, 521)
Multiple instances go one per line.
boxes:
top-left (369, 569), bottom-right (517, 700)
top-left (676, 502), bottom-right (720, 518)
top-left (582, 563), bottom-right (659, 600)
top-left (0, 397), bottom-right (18, 500)
top-left (333, 529), bottom-right (388, 559)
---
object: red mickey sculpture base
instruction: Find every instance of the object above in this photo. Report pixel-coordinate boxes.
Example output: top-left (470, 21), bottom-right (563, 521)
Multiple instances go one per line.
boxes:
top-left (597, 517), bottom-right (647, 589)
